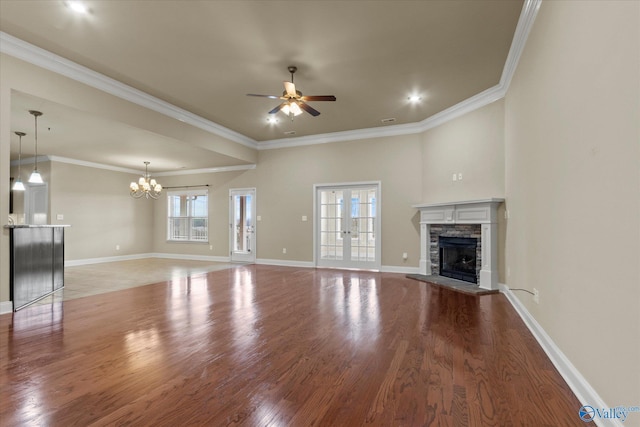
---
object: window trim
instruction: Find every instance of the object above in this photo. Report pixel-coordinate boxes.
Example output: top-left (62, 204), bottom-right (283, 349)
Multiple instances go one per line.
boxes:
top-left (166, 189), bottom-right (209, 243)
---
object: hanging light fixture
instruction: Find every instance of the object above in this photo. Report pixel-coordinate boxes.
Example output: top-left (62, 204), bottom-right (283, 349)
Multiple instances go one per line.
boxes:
top-left (12, 131), bottom-right (26, 191)
top-left (28, 110), bottom-right (44, 184)
top-left (129, 161), bottom-right (162, 199)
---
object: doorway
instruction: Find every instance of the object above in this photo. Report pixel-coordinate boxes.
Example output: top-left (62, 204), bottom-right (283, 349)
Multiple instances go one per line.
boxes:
top-left (229, 188), bottom-right (256, 263)
top-left (315, 183), bottom-right (381, 270)
top-left (25, 183), bottom-right (48, 225)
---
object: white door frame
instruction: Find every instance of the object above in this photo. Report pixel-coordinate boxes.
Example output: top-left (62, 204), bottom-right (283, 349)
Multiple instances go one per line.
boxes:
top-left (229, 188), bottom-right (256, 263)
top-left (313, 181), bottom-right (381, 271)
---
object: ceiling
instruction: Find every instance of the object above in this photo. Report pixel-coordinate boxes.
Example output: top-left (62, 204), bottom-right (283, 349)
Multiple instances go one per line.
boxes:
top-left (1, 0), bottom-right (524, 172)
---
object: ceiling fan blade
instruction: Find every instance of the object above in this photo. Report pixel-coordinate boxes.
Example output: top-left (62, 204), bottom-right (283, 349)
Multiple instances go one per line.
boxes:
top-left (284, 81), bottom-right (297, 98)
top-left (301, 95), bottom-right (336, 102)
top-left (247, 94), bottom-right (281, 99)
top-left (268, 103), bottom-right (286, 114)
top-left (298, 101), bottom-right (321, 117)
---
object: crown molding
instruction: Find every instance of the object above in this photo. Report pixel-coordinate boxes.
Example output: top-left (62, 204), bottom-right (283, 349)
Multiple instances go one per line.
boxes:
top-left (500, 0), bottom-right (542, 90)
top-left (258, 0), bottom-right (541, 150)
top-left (1, 0), bottom-right (540, 152)
top-left (154, 164), bottom-right (256, 176)
top-left (12, 154), bottom-right (256, 176)
top-left (0, 32), bottom-right (257, 150)
top-left (47, 155), bottom-right (143, 174)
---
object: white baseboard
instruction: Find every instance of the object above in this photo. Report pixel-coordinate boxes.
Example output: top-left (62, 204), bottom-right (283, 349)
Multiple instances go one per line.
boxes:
top-left (499, 284), bottom-right (622, 427)
top-left (66, 253), bottom-right (154, 267)
top-left (151, 253), bottom-right (230, 263)
top-left (381, 265), bottom-right (421, 274)
top-left (66, 252), bottom-right (230, 267)
top-left (0, 301), bottom-right (13, 315)
top-left (256, 258), bottom-right (315, 268)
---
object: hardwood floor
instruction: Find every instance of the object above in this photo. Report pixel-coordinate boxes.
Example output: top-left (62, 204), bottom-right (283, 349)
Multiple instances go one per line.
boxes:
top-left (0, 265), bottom-right (584, 426)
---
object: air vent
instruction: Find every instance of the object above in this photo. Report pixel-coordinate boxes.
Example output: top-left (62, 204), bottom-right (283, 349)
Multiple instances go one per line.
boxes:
top-left (381, 117), bottom-right (396, 123)
top-left (284, 131), bottom-right (296, 136)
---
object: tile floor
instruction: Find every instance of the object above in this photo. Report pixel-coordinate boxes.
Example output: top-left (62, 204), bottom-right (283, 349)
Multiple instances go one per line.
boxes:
top-left (32, 258), bottom-right (237, 306)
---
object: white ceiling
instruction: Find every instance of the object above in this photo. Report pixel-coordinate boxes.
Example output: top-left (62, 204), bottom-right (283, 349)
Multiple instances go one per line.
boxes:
top-left (1, 0), bottom-right (524, 172)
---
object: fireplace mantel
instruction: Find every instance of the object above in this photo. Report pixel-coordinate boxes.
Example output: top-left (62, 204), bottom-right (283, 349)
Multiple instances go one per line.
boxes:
top-left (413, 199), bottom-right (504, 290)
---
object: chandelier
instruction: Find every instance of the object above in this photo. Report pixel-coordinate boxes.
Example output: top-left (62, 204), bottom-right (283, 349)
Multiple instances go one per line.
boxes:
top-left (129, 161), bottom-right (162, 199)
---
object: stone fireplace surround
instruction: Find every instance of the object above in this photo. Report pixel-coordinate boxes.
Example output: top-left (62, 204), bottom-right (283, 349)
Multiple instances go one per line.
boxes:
top-left (413, 199), bottom-right (504, 291)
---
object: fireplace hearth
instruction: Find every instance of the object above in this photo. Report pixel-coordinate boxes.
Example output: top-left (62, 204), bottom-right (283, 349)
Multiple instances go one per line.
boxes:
top-left (439, 236), bottom-right (478, 284)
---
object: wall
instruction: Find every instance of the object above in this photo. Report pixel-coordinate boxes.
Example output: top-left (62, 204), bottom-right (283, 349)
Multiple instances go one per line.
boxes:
top-left (49, 161), bottom-right (153, 260)
top-left (10, 159), bottom-right (51, 224)
top-left (0, 53), bottom-right (256, 306)
top-left (152, 168), bottom-right (257, 258)
top-left (421, 99), bottom-right (505, 204)
top-left (504, 0), bottom-right (640, 406)
top-left (153, 134), bottom-right (424, 269)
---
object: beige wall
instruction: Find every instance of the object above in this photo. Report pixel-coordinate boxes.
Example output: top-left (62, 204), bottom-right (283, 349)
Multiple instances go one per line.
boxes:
top-left (10, 160), bottom-right (52, 224)
top-left (50, 161), bottom-right (154, 260)
top-left (504, 0), bottom-right (640, 405)
top-left (151, 169), bottom-right (257, 257)
top-left (153, 134), bottom-right (424, 268)
top-left (421, 99), bottom-right (505, 204)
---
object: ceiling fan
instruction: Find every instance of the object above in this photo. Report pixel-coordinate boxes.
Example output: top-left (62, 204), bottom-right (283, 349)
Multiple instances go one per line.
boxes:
top-left (247, 66), bottom-right (336, 118)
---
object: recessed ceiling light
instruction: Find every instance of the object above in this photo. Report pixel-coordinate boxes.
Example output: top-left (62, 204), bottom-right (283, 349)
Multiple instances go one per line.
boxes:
top-left (66, 1), bottom-right (88, 14)
top-left (266, 117), bottom-right (278, 124)
top-left (407, 95), bottom-right (422, 103)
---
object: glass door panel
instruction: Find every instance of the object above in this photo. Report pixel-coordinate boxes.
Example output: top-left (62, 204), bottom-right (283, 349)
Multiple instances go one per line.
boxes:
top-left (230, 189), bottom-right (256, 263)
top-left (319, 189), bottom-right (344, 261)
top-left (316, 184), bottom-right (380, 270)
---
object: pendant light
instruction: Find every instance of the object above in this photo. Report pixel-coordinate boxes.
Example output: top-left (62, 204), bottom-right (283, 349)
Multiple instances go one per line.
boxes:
top-left (28, 110), bottom-right (44, 184)
top-left (11, 131), bottom-right (26, 191)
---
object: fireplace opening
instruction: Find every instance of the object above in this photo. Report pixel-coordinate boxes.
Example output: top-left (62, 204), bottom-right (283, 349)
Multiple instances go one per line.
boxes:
top-left (439, 236), bottom-right (478, 284)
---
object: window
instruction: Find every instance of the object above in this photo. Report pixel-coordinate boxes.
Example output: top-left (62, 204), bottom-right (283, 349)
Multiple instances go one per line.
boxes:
top-left (167, 190), bottom-right (208, 242)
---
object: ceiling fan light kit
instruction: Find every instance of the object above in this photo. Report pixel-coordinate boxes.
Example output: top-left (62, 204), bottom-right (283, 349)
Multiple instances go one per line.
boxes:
top-left (247, 66), bottom-right (336, 120)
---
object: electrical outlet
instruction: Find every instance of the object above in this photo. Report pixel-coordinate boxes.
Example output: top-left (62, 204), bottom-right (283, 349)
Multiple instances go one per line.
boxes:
top-left (209, 245), bottom-right (213, 250)
top-left (533, 288), bottom-right (539, 304)
top-left (452, 173), bottom-right (457, 182)
top-left (116, 245), bottom-right (120, 251)
top-left (282, 248), bottom-right (287, 254)
top-left (458, 173), bottom-right (463, 181)
top-left (402, 252), bottom-right (408, 260)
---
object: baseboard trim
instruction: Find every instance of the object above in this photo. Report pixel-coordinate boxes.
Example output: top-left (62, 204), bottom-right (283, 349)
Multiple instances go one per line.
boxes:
top-left (256, 258), bottom-right (315, 268)
top-left (66, 253), bottom-right (154, 267)
top-left (499, 284), bottom-right (621, 427)
top-left (151, 253), bottom-right (230, 263)
top-left (380, 265), bottom-right (421, 274)
top-left (0, 301), bottom-right (13, 315)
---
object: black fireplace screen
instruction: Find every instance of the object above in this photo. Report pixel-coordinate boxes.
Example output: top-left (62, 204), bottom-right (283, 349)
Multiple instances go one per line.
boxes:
top-left (439, 236), bottom-right (478, 283)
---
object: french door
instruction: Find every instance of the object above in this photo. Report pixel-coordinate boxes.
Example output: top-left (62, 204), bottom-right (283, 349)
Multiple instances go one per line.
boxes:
top-left (315, 183), bottom-right (381, 270)
top-left (229, 188), bottom-right (256, 263)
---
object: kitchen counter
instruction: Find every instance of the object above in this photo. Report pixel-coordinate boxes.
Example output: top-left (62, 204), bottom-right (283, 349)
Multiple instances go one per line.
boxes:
top-left (6, 225), bottom-right (69, 311)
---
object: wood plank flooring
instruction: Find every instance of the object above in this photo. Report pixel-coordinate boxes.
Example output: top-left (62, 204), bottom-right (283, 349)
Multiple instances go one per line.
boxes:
top-left (0, 265), bottom-right (584, 426)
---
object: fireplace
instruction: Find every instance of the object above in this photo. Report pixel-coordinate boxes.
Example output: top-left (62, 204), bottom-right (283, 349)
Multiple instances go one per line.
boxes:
top-left (413, 199), bottom-right (504, 291)
top-left (439, 236), bottom-right (478, 283)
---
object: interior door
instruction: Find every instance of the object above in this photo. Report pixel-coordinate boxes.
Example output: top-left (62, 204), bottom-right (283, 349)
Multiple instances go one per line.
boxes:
top-left (25, 183), bottom-right (48, 225)
top-left (316, 183), bottom-right (380, 270)
top-left (230, 188), bottom-right (256, 263)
